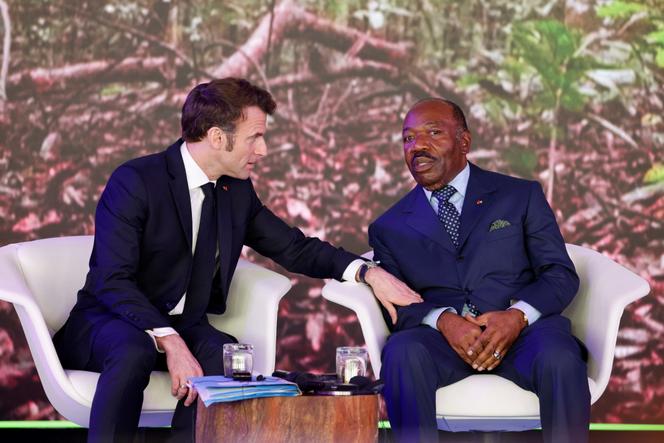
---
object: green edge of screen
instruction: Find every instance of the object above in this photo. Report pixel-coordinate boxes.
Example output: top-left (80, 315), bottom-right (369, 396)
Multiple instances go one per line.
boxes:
top-left (0, 421), bottom-right (662, 431)
top-left (376, 421), bottom-right (664, 431)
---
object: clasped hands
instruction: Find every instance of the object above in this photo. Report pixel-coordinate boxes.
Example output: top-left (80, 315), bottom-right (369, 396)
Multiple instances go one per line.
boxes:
top-left (437, 309), bottom-right (527, 371)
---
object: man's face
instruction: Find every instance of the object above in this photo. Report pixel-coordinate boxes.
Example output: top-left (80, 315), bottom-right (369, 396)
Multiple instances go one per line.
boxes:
top-left (218, 106), bottom-right (268, 179)
top-left (402, 100), bottom-right (470, 190)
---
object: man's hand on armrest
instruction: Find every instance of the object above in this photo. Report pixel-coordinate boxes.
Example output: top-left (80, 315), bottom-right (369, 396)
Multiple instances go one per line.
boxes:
top-left (363, 266), bottom-right (423, 325)
top-left (155, 334), bottom-right (204, 407)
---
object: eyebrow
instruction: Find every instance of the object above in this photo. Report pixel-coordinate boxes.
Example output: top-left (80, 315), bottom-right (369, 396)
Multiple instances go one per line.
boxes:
top-left (402, 121), bottom-right (444, 133)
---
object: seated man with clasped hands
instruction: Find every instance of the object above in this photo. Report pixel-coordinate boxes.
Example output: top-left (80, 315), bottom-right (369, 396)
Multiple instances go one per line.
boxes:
top-left (368, 98), bottom-right (590, 443)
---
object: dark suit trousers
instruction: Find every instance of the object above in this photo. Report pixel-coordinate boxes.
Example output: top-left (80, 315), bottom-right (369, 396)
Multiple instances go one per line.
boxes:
top-left (380, 315), bottom-right (590, 443)
top-left (55, 316), bottom-right (235, 443)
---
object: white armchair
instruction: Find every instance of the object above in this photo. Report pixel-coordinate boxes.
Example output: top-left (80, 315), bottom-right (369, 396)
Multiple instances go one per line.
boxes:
top-left (321, 244), bottom-right (650, 431)
top-left (0, 236), bottom-right (291, 428)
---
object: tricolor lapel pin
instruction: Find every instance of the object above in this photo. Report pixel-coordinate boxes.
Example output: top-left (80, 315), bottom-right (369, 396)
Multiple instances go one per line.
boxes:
top-left (476, 199), bottom-right (483, 205)
top-left (222, 185), bottom-right (229, 191)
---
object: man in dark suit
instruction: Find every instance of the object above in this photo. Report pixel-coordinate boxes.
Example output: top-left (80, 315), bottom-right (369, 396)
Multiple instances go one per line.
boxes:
top-left (369, 98), bottom-right (590, 443)
top-left (53, 78), bottom-right (421, 443)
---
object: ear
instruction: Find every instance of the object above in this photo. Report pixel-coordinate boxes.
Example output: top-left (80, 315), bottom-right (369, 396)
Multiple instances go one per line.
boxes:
top-left (459, 130), bottom-right (471, 154)
top-left (207, 127), bottom-right (227, 151)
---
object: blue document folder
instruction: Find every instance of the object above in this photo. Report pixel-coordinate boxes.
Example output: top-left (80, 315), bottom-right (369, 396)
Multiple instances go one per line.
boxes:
top-left (189, 375), bottom-right (302, 407)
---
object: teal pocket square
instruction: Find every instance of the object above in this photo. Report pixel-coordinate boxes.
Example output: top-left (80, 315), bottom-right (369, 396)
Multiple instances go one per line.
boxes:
top-left (489, 219), bottom-right (511, 232)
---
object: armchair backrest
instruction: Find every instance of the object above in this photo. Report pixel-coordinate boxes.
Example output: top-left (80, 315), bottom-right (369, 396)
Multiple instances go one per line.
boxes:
top-left (14, 236), bottom-right (93, 335)
top-left (562, 244), bottom-right (649, 394)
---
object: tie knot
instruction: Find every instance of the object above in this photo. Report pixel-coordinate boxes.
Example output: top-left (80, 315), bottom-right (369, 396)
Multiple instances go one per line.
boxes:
top-left (201, 183), bottom-right (215, 199)
top-left (433, 185), bottom-right (457, 203)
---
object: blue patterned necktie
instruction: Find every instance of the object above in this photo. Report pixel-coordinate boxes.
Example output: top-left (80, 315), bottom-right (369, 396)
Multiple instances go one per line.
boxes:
top-left (433, 185), bottom-right (481, 317)
top-left (433, 185), bottom-right (460, 247)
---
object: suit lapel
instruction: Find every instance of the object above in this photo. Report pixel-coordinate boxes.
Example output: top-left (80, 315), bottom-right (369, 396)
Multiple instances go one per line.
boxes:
top-left (166, 140), bottom-right (193, 249)
top-left (405, 186), bottom-right (457, 253)
top-left (457, 163), bottom-right (496, 249)
top-left (216, 177), bottom-right (233, 292)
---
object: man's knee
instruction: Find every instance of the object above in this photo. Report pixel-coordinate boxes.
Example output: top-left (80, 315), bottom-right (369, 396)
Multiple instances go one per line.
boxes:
top-left (104, 333), bottom-right (158, 375)
top-left (534, 345), bottom-right (586, 380)
top-left (182, 327), bottom-right (235, 374)
top-left (381, 328), bottom-right (438, 376)
top-left (195, 340), bottom-right (226, 374)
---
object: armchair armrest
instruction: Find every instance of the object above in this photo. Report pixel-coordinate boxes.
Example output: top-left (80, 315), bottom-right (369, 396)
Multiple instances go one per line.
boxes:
top-left (321, 280), bottom-right (389, 377)
top-left (207, 259), bottom-right (291, 375)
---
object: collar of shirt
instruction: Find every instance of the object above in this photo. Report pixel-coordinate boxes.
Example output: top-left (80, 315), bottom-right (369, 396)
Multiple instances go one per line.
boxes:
top-left (422, 161), bottom-right (470, 215)
top-left (180, 141), bottom-right (215, 190)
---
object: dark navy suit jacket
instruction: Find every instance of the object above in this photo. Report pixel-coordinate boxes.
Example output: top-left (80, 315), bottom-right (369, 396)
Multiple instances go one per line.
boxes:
top-left (369, 163), bottom-right (579, 331)
top-left (56, 139), bottom-right (357, 364)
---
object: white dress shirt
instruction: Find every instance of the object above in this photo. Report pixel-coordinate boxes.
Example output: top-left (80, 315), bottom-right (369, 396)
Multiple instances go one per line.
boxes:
top-left (420, 162), bottom-right (541, 329)
top-left (147, 143), bottom-right (364, 348)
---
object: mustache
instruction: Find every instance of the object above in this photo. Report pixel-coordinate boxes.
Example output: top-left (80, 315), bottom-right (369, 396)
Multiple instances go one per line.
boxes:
top-left (412, 151), bottom-right (435, 161)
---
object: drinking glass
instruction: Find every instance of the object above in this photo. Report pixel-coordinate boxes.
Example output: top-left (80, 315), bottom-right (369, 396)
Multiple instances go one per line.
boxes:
top-left (336, 347), bottom-right (368, 383)
top-left (223, 343), bottom-right (254, 377)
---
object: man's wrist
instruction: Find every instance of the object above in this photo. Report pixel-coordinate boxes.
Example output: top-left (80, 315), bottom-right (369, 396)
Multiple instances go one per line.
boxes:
top-left (436, 310), bottom-right (456, 332)
top-left (146, 328), bottom-right (178, 353)
top-left (509, 308), bottom-right (528, 330)
top-left (155, 334), bottom-right (183, 353)
top-left (357, 260), bottom-right (380, 284)
top-left (344, 259), bottom-right (365, 282)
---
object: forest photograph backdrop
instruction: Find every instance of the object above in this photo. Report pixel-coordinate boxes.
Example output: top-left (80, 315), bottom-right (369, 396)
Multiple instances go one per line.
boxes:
top-left (0, 0), bottom-right (662, 424)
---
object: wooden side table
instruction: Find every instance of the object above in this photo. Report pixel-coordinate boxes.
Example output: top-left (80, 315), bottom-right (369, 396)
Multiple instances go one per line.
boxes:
top-left (196, 394), bottom-right (379, 443)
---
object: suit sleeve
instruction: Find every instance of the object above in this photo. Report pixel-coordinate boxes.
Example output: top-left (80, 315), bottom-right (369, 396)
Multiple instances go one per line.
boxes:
top-left (243, 183), bottom-right (359, 280)
top-left (510, 181), bottom-right (580, 316)
top-left (84, 165), bottom-right (171, 330)
top-left (369, 222), bottom-right (443, 331)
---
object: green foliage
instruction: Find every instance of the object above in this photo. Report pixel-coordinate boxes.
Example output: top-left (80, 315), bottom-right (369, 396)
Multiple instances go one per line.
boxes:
top-left (598, 1), bottom-right (664, 68)
top-left (646, 29), bottom-right (664, 46)
top-left (657, 49), bottom-right (664, 67)
top-left (644, 163), bottom-right (664, 184)
top-left (511, 20), bottom-right (596, 113)
top-left (647, 27), bottom-right (664, 67)
top-left (100, 83), bottom-right (125, 98)
top-left (504, 146), bottom-right (538, 178)
top-left (597, 1), bottom-right (647, 19)
top-left (458, 73), bottom-right (480, 88)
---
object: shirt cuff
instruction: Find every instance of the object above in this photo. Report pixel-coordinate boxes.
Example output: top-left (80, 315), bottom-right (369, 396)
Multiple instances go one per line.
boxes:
top-left (508, 301), bottom-right (541, 325)
top-left (342, 259), bottom-right (366, 282)
top-left (422, 307), bottom-right (457, 329)
top-left (145, 327), bottom-right (179, 353)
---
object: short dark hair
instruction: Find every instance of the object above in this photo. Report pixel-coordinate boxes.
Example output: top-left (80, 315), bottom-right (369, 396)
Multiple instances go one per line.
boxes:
top-left (413, 97), bottom-right (469, 137)
top-left (181, 78), bottom-right (276, 143)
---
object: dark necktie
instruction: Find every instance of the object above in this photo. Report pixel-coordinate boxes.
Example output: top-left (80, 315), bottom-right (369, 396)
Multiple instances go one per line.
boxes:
top-left (433, 185), bottom-right (460, 247)
top-left (180, 183), bottom-right (217, 329)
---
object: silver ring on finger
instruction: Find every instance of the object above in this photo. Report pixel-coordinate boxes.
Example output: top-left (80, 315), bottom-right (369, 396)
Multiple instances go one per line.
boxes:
top-left (492, 350), bottom-right (502, 360)
top-left (179, 384), bottom-right (188, 390)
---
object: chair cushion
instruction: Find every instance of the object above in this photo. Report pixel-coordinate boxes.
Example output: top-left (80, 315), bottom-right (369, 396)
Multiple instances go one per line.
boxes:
top-left (436, 374), bottom-right (596, 417)
top-left (66, 370), bottom-right (178, 411)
